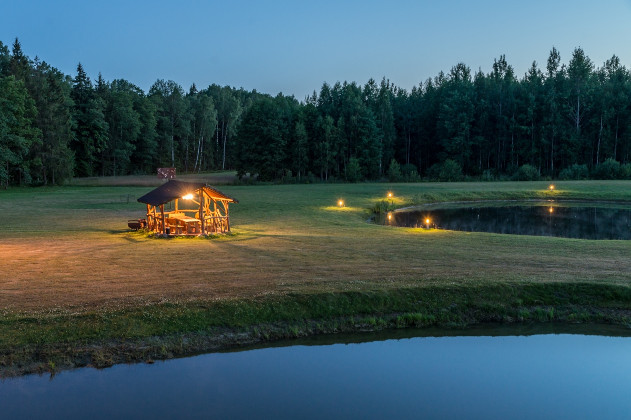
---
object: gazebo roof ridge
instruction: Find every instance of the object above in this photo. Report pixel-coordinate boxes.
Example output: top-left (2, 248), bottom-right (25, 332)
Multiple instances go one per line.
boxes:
top-left (137, 179), bottom-right (238, 206)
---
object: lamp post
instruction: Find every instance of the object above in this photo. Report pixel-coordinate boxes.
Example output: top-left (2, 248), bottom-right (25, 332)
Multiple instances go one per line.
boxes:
top-left (387, 191), bottom-right (394, 208)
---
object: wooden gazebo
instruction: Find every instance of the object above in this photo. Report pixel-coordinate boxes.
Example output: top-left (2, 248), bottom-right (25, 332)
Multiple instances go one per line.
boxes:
top-left (137, 180), bottom-right (238, 236)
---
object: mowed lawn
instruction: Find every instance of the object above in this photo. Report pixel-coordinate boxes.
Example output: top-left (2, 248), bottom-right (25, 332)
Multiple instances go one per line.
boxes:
top-left (2, 179), bottom-right (631, 315)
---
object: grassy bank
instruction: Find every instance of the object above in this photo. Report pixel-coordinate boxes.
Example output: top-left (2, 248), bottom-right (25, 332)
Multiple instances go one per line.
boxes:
top-left (3, 282), bottom-right (631, 375)
top-left (2, 179), bottom-right (631, 375)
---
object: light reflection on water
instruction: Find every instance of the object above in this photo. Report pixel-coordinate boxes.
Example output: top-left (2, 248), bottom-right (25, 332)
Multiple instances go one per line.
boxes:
top-left (2, 326), bottom-right (631, 419)
top-left (380, 201), bottom-right (631, 240)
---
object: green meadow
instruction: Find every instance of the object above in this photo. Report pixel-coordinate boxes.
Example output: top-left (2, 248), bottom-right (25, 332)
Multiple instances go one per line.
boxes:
top-left (2, 178), bottom-right (631, 374)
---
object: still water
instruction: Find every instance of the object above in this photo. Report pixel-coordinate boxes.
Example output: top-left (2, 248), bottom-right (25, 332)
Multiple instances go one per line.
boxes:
top-left (3, 326), bottom-right (631, 419)
top-left (381, 201), bottom-right (631, 239)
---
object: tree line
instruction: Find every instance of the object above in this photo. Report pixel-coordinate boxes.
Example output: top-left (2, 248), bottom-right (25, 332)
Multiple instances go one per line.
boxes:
top-left (1, 38), bottom-right (631, 187)
top-left (0, 39), bottom-right (252, 187)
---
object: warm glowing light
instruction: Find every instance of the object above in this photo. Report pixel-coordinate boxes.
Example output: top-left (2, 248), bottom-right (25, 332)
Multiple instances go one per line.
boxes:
top-left (182, 193), bottom-right (194, 200)
top-left (338, 200), bottom-right (344, 207)
top-left (425, 218), bottom-right (430, 225)
top-left (549, 184), bottom-right (555, 190)
top-left (387, 213), bottom-right (392, 220)
top-left (549, 207), bottom-right (554, 213)
top-left (387, 192), bottom-right (393, 198)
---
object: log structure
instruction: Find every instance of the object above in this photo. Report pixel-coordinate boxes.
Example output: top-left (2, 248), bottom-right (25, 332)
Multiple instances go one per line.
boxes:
top-left (137, 180), bottom-right (238, 236)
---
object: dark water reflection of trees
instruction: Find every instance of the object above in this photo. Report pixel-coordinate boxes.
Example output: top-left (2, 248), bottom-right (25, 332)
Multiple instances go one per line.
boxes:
top-left (382, 202), bottom-right (631, 240)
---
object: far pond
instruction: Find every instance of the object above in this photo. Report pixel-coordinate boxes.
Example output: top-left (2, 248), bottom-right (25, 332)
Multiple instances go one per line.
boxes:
top-left (378, 201), bottom-right (631, 240)
top-left (2, 325), bottom-right (631, 419)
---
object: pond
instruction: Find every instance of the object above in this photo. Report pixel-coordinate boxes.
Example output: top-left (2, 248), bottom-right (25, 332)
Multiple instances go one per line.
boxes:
top-left (379, 201), bottom-right (631, 239)
top-left (3, 325), bottom-right (631, 419)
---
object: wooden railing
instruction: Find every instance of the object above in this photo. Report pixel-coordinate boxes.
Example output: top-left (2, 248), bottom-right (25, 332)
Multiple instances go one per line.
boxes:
top-left (146, 211), bottom-right (229, 235)
top-left (203, 215), bottom-right (229, 234)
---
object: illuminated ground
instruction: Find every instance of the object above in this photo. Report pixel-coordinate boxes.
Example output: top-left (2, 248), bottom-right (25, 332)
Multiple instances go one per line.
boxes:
top-left (2, 179), bottom-right (631, 314)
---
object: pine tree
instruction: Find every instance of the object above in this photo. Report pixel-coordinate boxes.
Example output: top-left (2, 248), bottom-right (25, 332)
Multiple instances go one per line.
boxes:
top-left (10, 38), bottom-right (30, 81)
top-left (292, 120), bottom-right (308, 181)
top-left (28, 61), bottom-right (75, 184)
top-left (71, 63), bottom-right (108, 177)
top-left (0, 76), bottom-right (40, 187)
top-left (0, 41), bottom-right (10, 77)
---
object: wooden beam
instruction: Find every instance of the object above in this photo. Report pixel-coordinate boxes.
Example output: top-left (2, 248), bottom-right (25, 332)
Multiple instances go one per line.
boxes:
top-left (160, 204), bottom-right (165, 235)
top-left (226, 202), bottom-right (230, 232)
top-left (200, 190), bottom-right (206, 234)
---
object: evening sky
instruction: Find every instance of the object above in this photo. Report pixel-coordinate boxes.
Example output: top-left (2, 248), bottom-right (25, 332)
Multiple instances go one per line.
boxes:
top-left (2, 0), bottom-right (630, 99)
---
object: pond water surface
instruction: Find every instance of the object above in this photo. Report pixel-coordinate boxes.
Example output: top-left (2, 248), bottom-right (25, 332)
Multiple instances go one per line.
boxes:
top-left (380, 201), bottom-right (631, 239)
top-left (3, 325), bottom-right (631, 419)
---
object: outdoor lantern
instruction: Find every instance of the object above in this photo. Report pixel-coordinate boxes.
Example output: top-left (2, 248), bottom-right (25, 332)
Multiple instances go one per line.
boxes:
top-left (182, 193), bottom-right (194, 200)
top-left (338, 199), bottom-right (344, 207)
top-left (387, 192), bottom-right (393, 198)
top-left (549, 207), bottom-right (554, 213)
top-left (387, 212), bottom-right (393, 221)
top-left (549, 184), bottom-right (555, 191)
top-left (425, 218), bottom-right (431, 227)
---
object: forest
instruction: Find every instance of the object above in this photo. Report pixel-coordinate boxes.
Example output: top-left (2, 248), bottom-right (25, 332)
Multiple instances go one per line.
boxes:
top-left (1, 38), bottom-right (631, 187)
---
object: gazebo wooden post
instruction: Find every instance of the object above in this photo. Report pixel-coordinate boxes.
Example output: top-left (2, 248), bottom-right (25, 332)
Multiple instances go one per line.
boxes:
top-left (160, 204), bottom-right (165, 235)
top-left (226, 202), bottom-right (230, 232)
top-left (199, 188), bottom-right (205, 235)
top-left (146, 204), bottom-right (150, 228)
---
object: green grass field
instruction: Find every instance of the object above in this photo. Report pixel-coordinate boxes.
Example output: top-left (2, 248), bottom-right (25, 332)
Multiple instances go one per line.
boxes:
top-left (2, 178), bottom-right (631, 374)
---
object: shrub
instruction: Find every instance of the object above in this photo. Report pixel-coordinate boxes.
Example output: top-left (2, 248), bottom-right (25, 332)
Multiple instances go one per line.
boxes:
top-left (346, 157), bottom-right (362, 183)
top-left (281, 169), bottom-right (294, 184)
top-left (426, 163), bottom-right (441, 181)
top-left (512, 164), bottom-right (540, 181)
top-left (305, 171), bottom-right (317, 184)
top-left (401, 163), bottom-right (420, 182)
top-left (592, 158), bottom-right (622, 179)
top-left (559, 164), bottom-right (589, 180)
top-left (371, 200), bottom-right (395, 214)
top-left (427, 160), bottom-right (463, 182)
top-left (481, 169), bottom-right (496, 181)
top-left (620, 164), bottom-right (631, 179)
top-left (438, 159), bottom-right (463, 182)
top-left (387, 159), bottom-right (403, 182)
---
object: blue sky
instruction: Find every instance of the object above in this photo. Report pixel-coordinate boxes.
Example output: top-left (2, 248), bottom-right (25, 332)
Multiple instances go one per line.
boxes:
top-left (2, 0), bottom-right (631, 99)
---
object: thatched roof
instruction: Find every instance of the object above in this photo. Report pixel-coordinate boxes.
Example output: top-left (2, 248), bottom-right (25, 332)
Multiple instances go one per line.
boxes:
top-left (137, 180), bottom-right (238, 206)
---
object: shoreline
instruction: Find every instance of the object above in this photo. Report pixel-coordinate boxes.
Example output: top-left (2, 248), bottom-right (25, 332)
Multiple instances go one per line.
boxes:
top-left (3, 282), bottom-right (631, 378)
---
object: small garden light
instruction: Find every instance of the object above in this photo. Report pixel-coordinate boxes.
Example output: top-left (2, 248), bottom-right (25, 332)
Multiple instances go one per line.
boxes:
top-left (425, 218), bottom-right (431, 228)
top-left (387, 192), bottom-right (393, 199)
top-left (338, 199), bottom-right (344, 207)
top-left (549, 184), bottom-right (555, 191)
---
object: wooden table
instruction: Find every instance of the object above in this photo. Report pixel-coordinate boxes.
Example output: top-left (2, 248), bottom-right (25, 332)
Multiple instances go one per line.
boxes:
top-left (167, 214), bottom-right (201, 235)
